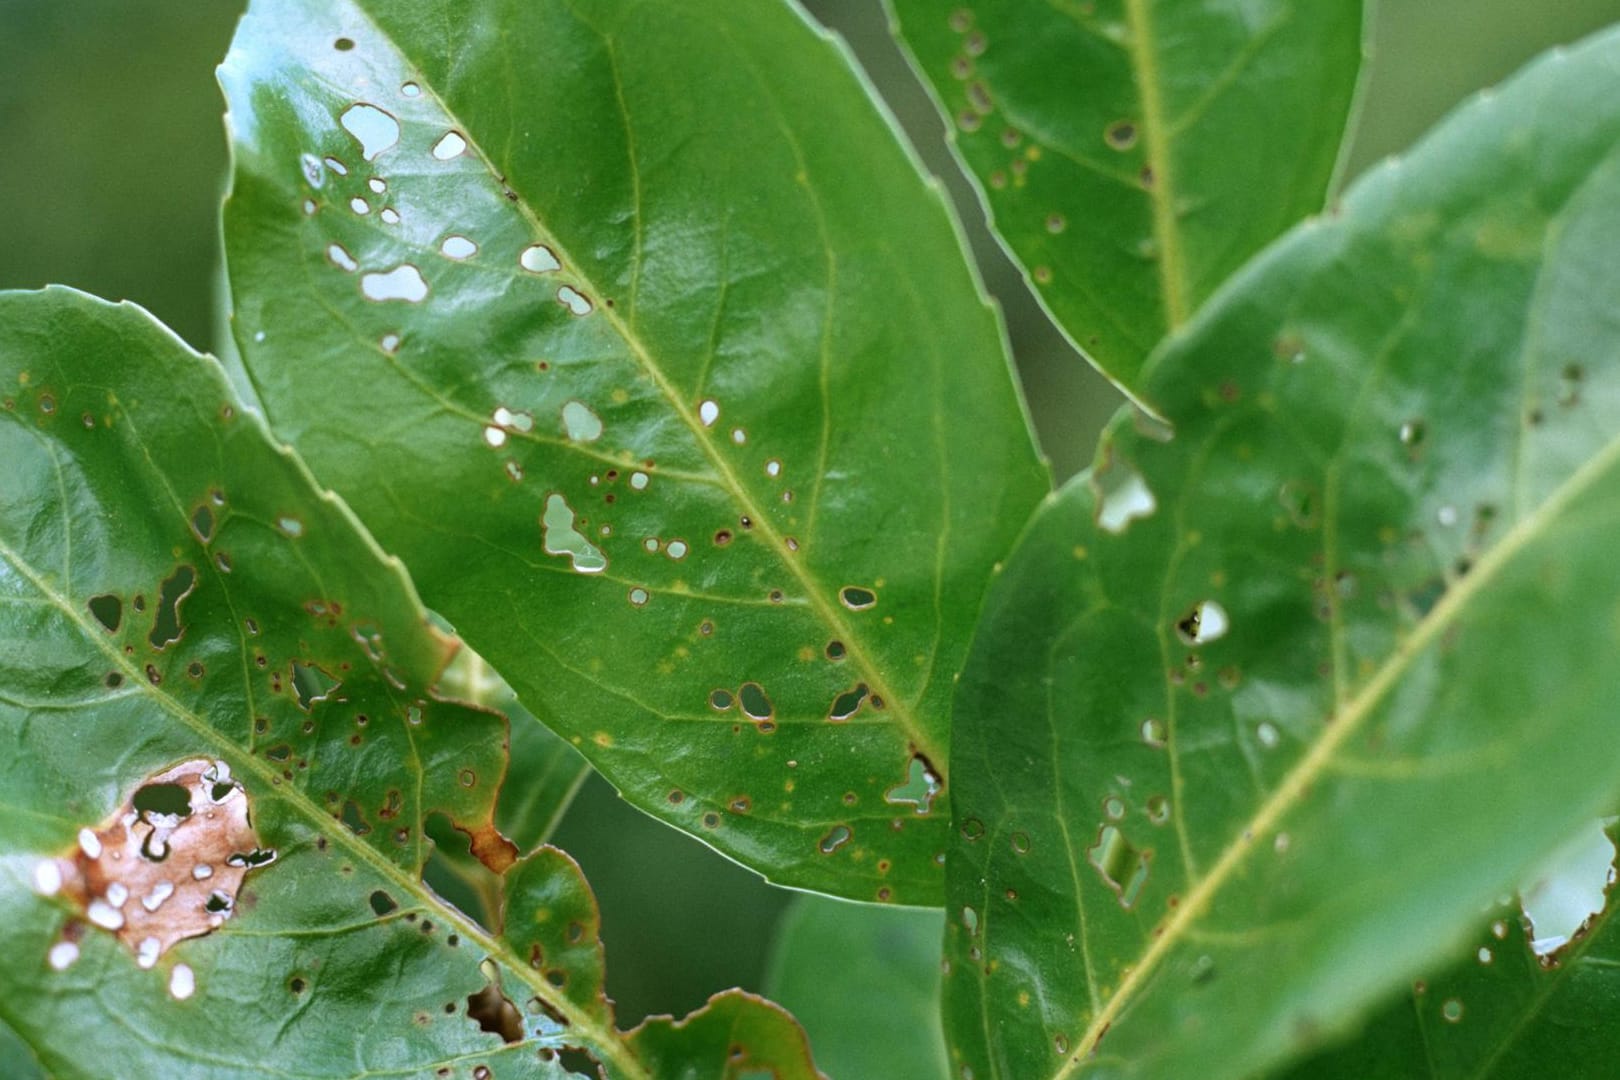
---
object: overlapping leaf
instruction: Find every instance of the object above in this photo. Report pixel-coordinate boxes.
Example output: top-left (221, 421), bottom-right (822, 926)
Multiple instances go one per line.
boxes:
top-left (888, 0), bottom-right (1366, 397)
top-left (221, 0), bottom-right (1047, 904)
top-left (0, 289), bottom-right (818, 1079)
top-left (942, 28), bottom-right (1620, 1079)
top-left (1292, 823), bottom-right (1620, 1078)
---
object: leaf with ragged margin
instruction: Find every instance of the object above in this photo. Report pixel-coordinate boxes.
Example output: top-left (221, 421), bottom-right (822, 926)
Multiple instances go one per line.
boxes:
top-left (0, 288), bottom-right (818, 1080)
top-left (887, 0), bottom-right (1366, 398)
top-left (220, 0), bottom-right (1048, 905)
top-left (941, 27), bottom-right (1620, 1080)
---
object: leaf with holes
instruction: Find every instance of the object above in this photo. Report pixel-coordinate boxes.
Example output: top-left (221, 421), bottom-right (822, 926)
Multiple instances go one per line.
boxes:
top-left (1288, 822), bottom-right (1620, 1078)
top-left (221, 0), bottom-right (1047, 904)
top-left (941, 28), bottom-right (1620, 1080)
top-left (424, 647), bottom-right (590, 928)
top-left (0, 288), bottom-right (820, 1079)
top-left (887, 0), bottom-right (1366, 398)
top-left (766, 893), bottom-right (949, 1080)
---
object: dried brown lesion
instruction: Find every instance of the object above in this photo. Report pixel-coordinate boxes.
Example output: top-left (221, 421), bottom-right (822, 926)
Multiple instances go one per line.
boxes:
top-left (36, 757), bottom-right (276, 970)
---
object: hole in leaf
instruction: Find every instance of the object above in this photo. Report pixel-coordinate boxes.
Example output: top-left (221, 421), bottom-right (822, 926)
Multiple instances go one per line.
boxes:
top-left (884, 755), bottom-right (942, 815)
top-left (88, 594), bottom-right (122, 633)
top-left (1520, 820), bottom-right (1616, 959)
top-left (431, 130), bottom-right (468, 160)
top-left (519, 244), bottom-right (560, 273)
top-left (738, 682), bottom-right (773, 722)
top-left (1175, 600), bottom-right (1229, 646)
top-left (291, 662), bottom-right (341, 710)
top-left (819, 825), bottom-right (851, 854)
top-left (360, 264), bottom-right (429, 303)
top-left (839, 586), bottom-right (877, 611)
top-left (338, 102), bottom-right (399, 161)
top-left (560, 400), bottom-right (602, 442)
top-left (828, 683), bottom-right (869, 722)
top-left (148, 565), bottom-right (196, 650)
top-left (468, 962), bottom-right (524, 1043)
top-left (1092, 455), bottom-right (1157, 534)
top-left (1087, 824), bottom-right (1150, 908)
top-left (190, 504), bottom-right (216, 544)
top-left (540, 493), bottom-right (607, 573)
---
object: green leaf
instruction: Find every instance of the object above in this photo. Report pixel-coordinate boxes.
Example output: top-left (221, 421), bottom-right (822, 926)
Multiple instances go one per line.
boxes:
top-left (1290, 823), bottom-right (1620, 1078)
top-left (622, 990), bottom-right (820, 1080)
top-left (0, 288), bottom-right (814, 1079)
top-left (425, 647), bottom-right (591, 927)
top-left (887, 0), bottom-right (1367, 397)
top-left (221, 0), bottom-right (1047, 906)
top-left (766, 895), bottom-right (949, 1079)
top-left (941, 27), bottom-right (1620, 1080)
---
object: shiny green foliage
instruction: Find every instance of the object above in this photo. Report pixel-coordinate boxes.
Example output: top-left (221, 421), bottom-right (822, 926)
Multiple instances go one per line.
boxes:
top-left (221, 0), bottom-right (1046, 906)
top-left (889, 0), bottom-right (1365, 397)
top-left (1289, 821), bottom-right (1620, 1079)
top-left (767, 894), bottom-right (949, 1079)
top-left (944, 27), bottom-right (1620, 1080)
top-left (0, 289), bottom-right (817, 1079)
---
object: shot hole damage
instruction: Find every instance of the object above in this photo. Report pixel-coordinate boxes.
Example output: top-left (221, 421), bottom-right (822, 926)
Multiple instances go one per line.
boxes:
top-left (35, 759), bottom-right (274, 984)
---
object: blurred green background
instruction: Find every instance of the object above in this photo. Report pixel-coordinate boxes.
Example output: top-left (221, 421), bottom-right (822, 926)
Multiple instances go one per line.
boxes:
top-left (3, 0), bottom-right (1615, 1028)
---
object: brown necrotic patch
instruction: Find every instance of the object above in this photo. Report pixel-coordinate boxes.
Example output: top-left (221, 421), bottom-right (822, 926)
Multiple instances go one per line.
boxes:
top-left (40, 758), bottom-right (274, 968)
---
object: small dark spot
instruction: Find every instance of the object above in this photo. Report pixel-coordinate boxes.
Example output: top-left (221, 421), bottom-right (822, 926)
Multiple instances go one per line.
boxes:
top-left (825, 640), bottom-right (846, 661)
top-left (289, 976), bottom-right (307, 994)
top-left (768, 589), bottom-right (784, 604)
top-left (714, 529), bottom-right (733, 546)
top-left (668, 790), bottom-right (685, 804)
top-left (702, 812), bottom-right (721, 829)
top-left (104, 671), bottom-right (123, 689)
top-left (334, 36), bottom-right (355, 50)
top-left (1105, 120), bottom-right (1137, 149)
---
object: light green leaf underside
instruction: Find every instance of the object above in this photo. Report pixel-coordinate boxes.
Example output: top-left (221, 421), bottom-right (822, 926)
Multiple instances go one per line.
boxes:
top-left (943, 27), bottom-right (1620, 1080)
top-left (222, 0), bottom-right (1047, 904)
top-left (887, 0), bottom-right (1365, 398)
top-left (0, 288), bottom-right (820, 1080)
top-left (765, 894), bottom-right (949, 1079)
top-left (1293, 826), bottom-right (1620, 1078)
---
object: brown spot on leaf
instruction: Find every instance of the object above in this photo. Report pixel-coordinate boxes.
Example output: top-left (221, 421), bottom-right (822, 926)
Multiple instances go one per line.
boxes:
top-left (461, 822), bottom-right (519, 874)
top-left (48, 758), bottom-right (272, 966)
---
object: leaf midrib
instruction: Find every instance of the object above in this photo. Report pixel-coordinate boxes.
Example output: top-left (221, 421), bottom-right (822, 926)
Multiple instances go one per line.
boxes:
top-left (0, 509), bottom-right (648, 1080)
top-left (1123, 0), bottom-right (1189, 330)
top-left (348, 0), bottom-right (944, 774)
top-left (1054, 423), bottom-right (1620, 1078)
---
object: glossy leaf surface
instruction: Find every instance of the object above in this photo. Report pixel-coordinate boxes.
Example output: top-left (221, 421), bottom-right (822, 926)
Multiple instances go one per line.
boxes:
top-left (0, 288), bottom-right (815, 1079)
top-left (222, 0), bottom-right (1047, 904)
top-left (1293, 824), bottom-right (1620, 1078)
top-left (888, 0), bottom-right (1365, 397)
top-left (766, 894), bottom-right (949, 1079)
top-left (942, 29), bottom-right (1620, 1080)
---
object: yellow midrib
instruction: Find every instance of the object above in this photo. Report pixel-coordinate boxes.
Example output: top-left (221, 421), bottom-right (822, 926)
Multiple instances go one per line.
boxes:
top-left (1051, 413), bottom-right (1620, 1077)
top-left (0, 533), bottom-right (648, 1080)
top-left (351, 3), bottom-right (944, 771)
top-left (1123, 0), bottom-right (1191, 331)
